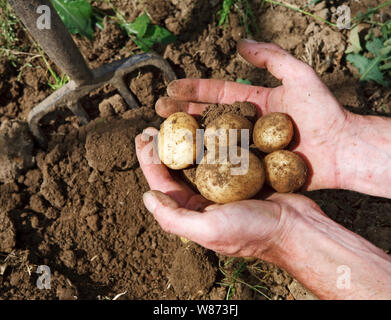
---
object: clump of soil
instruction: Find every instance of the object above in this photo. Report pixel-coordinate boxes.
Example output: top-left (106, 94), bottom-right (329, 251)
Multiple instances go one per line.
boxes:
top-left (85, 118), bottom-right (146, 172)
top-left (0, 120), bottom-right (34, 183)
top-left (200, 101), bottom-right (258, 127)
top-left (0, 211), bottom-right (16, 253)
top-left (169, 244), bottom-right (217, 297)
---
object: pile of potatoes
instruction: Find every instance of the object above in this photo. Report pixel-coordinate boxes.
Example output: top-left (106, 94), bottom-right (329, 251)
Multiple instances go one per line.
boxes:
top-left (157, 108), bottom-right (308, 204)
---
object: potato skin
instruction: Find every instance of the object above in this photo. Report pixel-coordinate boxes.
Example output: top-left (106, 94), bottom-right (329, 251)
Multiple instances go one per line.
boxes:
top-left (204, 113), bottom-right (253, 148)
top-left (264, 150), bottom-right (308, 193)
top-left (195, 148), bottom-right (265, 204)
top-left (158, 112), bottom-right (199, 170)
top-left (253, 113), bottom-right (293, 153)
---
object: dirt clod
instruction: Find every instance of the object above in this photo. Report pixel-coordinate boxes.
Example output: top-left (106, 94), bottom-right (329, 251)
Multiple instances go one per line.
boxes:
top-left (85, 118), bottom-right (145, 172)
top-left (0, 120), bottom-right (35, 183)
top-left (0, 211), bottom-right (16, 253)
top-left (169, 245), bottom-right (217, 297)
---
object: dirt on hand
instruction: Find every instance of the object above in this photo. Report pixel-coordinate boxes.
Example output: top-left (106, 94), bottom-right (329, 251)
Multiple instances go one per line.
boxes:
top-left (0, 0), bottom-right (390, 301)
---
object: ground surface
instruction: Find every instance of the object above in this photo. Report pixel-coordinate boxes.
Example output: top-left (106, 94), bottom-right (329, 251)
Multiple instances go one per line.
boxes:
top-left (0, 0), bottom-right (390, 300)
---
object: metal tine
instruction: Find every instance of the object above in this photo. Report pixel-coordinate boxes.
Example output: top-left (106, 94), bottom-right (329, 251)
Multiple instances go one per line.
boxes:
top-left (112, 77), bottom-right (139, 109)
top-left (67, 101), bottom-right (90, 125)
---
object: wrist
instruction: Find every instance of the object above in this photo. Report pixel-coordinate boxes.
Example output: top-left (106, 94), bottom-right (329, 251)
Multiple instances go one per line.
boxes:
top-left (335, 112), bottom-right (391, 198)
top-left (269, 202), bottom-right (391, 299)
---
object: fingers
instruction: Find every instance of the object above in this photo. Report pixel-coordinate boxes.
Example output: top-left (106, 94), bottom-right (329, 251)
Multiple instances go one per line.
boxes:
top-left (135, 128), bottom-right (193, 206)
top-left (237, 40), bottom-right (318, 85)
top-left (156, 97), bottom-right (209, 118)
top-left (165, 79), bottom-right (272, 108)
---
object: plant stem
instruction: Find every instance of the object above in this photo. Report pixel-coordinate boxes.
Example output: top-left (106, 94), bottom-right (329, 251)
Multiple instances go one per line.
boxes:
top-left (263, 0), bottom-right (337, 27)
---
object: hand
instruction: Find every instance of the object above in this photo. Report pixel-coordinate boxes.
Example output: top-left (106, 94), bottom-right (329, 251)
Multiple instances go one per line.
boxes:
top-left (155, 40), bottom-right (355, 191)
top-left (135, 127), bottom-right (320, 261)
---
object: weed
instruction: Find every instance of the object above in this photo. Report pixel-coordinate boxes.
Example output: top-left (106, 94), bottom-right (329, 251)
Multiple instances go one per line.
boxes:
top-left (346, 3), bottom-right (391, 87)
top-left (217, 0), bottom-right (259, 36)
top-left (218, 258), bottom-right (270, 300)
top-left (0, 1), bottom-right (23, 66)
top-left (94, 0), bottom-right (176, 52)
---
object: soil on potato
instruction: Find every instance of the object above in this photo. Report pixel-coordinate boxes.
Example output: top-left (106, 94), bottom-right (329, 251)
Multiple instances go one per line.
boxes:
top-left (0, 0), bottom-right (390, 300)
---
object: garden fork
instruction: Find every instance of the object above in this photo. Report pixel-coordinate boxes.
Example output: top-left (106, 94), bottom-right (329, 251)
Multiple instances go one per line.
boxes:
top-left (9, 0), bottom-right (177, 147)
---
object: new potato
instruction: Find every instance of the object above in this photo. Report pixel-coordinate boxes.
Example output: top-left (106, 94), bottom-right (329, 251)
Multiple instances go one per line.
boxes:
top-left (264, 150), bottom-right (308, 193)
top-left (158, 112), bottom-right (199, 170)
top-left (253, 112), bottom-right (293, 153)
top-left (195, 147), bottom-right (265, 204)
top-left (204, 113), bottom-right (253, 148)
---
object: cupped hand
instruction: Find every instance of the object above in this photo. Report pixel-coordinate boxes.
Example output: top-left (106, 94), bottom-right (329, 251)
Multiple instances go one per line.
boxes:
top-left (135, 128), bottom-right (324, 261)
top-left (156, 40), bottom-right (354, 191)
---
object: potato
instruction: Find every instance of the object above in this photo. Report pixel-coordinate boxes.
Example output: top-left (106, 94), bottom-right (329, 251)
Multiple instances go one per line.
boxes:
top-left (158, 112), bottom-right (199, 170)
top-left (264, 150), bottom-right (308, 193)
top-left (253, 113), bottom-right (293, 153)
top-left (204, 113), bottom-right (253, 148)
top-left (195, 147), bottom-right (265, 204)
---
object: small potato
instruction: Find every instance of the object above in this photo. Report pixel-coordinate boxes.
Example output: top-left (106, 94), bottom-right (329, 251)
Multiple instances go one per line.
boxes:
top-left (253, 113), bottom-right (293, 153)
top-left (158, 112), bottom-right (199, 170)
top-left (204, 113), bottom-right (253, 148)
top-left (195, 147), bottom-right (265, 204)
top-left (264, 150), bottom-right (308, 193)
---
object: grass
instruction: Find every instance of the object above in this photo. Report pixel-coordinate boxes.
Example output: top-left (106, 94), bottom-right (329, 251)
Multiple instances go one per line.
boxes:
top-left (0, 2), bottom-right (69, 90)
top-left (217, 258), bottom-right (271, 300)
top-left (0, 1), bottom-right (23, 67)
top-left (217, 0), bottom-right (338, 36)
top-left (218, 0), bottom-right (259, 36)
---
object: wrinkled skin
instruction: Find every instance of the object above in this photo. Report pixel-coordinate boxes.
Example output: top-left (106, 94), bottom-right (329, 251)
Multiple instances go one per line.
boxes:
top-left (136, 40), bottom-right (391, 299)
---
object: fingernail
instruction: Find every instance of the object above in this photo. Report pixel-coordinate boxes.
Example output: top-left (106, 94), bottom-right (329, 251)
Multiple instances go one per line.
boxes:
top-left (143, 191), bottom-right (179, 214)
top-left (167, 80), bottom-right (178, 96)
top-left (143, 191), bottom-right (158, 213)
top-left (241, 38), bottom-right (258, 44)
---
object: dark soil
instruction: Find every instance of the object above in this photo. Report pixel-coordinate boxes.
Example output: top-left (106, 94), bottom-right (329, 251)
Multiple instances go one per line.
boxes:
top-left (0, 0), bottom-right (390, 300)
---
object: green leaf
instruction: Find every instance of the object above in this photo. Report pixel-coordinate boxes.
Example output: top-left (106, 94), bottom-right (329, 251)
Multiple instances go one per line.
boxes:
top-left (134, 24), bottom-right (176, 51)
top-left (380, 62), bottom-right (391, 70)
top-left (347, 53), bottom-right (388, 87)
top-left (122, 13), bottom-right (150, 37)
top-left (346, 26), bottom-right (362, 54)
top-left (50, 0), bottom-right (94, 40)
top-left (366, 38), bottom-right (384, 55)
top-left (236, 78), bottom-right (252, 85)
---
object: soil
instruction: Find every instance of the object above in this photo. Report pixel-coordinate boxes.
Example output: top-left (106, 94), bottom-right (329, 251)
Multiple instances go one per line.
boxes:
top-left (200, 102), bottom-right (258, 127)
top-left (0, 0), bottom-right (390, 300)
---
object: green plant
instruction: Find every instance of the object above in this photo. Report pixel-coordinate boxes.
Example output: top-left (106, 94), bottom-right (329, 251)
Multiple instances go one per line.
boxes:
top-left (0, 1), bottom-right (23, 66)
top-left (50, 0), bottom-right (95, 40)
top-left (217, 258), bottom-right (270, 300)
top-left (115, 12), bottom-right (176, 52)
top-left (217, 0), bottom-right (258, 36)
top-left (346, 4), bottom-right (391, 87)
top-left (262, 0), bottom-right (337, 27)
top-left (35, 44), bottom-right (69, 90)
top-left (236, 78), bottom-right (252, 85)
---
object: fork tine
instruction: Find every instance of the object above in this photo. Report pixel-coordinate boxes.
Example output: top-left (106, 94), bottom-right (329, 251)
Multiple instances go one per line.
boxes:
top-left (112, 77), bottom-right (139, 109)
top-left (67, 101), bottom-right (90, 125)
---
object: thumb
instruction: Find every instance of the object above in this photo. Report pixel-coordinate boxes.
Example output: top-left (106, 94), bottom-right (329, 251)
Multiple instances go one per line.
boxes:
top-left (143, 191), bottom-right (218, 244)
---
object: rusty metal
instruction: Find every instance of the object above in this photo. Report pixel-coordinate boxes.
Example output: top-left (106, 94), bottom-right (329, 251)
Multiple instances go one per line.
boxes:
top-left (9, 0), bottom-right (176, 147)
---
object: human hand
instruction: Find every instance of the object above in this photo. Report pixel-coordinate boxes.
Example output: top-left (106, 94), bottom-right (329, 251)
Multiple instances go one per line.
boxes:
top-left (155, 40), bottom-right (355, 191)
top-left (136, 130), bottom-right (391, 300)
top-left (135, 127), bottom-right (319, 260)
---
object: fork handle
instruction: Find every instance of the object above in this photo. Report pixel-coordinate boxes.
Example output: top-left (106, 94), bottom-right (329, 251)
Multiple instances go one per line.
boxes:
top-left (9, 0), bottom-right (93, 85)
